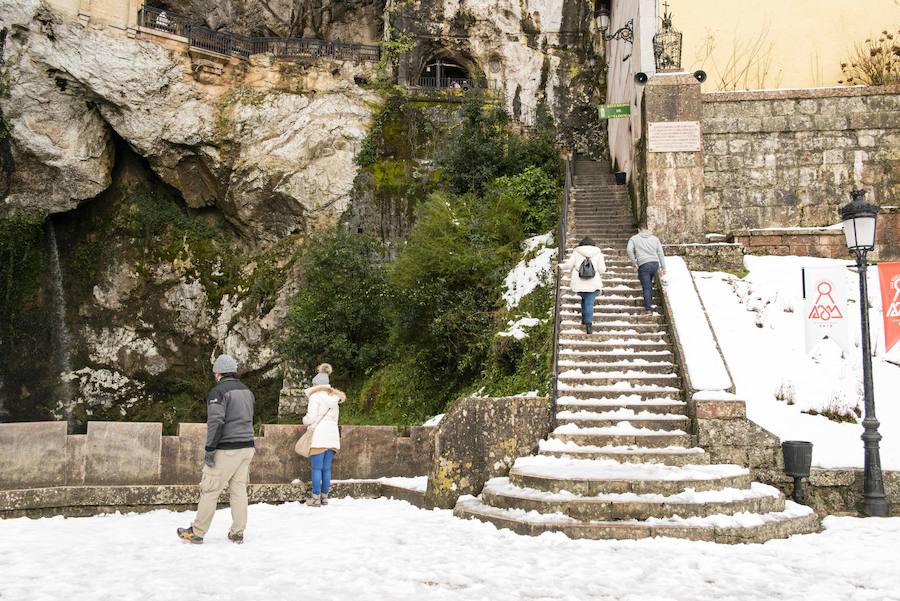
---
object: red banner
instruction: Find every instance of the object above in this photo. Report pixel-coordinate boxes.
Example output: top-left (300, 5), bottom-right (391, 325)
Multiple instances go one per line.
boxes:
top-left (880, 262), bottom-right (900, 353)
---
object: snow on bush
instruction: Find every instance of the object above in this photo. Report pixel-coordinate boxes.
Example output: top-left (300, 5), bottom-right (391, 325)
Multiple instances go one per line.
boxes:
top-left (502, 233), bottom-right (556, 309)
top-left (497, 316), bottom-right (542, 340)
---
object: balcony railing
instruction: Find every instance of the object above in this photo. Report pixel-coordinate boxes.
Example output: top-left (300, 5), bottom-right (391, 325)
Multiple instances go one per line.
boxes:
top-left (138, 6), bottom-right (379, 63)
top-left (415, 76), bottom-right (487, 90)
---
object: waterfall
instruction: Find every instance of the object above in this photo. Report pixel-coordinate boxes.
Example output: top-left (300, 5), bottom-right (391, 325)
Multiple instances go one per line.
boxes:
top-left (46, 220), bottom-right (75, 432)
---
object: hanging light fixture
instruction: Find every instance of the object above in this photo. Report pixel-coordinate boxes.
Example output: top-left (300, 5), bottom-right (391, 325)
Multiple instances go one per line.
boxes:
top-left (653, 1), bottom-right (682, 71)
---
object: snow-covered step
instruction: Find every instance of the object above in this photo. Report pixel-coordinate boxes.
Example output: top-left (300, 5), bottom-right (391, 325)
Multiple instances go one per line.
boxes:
top-left (559, 351), bottom-right (674, 365)
top-left (560, 315), bottom-right (666, 328)
top-left (559, 339), bottom-right (671, 351)
top-left (562, 295), bottom-right (652, 307)
top-left (551, 426), bottom-right (692, 449)
top-left (555, 394), bottom-right (686, 414)
top-left (557, 359), bottom-right (676, 374)
top-left (558, 332), bottom-right (669, 344)
top-left (559, 320), bottom-right (663, 332)
top-left (555, 410), bottom-right (690, 432)
top-left (558, 370), bottom-right (679, 386)
top-left (561, 303), bottom-right (660, 315)
top-left (508, 455), bottom-right (751, 496)
top-left (453, 496), bottom-right (820, 543)
top-left (538, 439), bottom-right (706, 465)
top-left (481, 478), bottom-right (785, 521)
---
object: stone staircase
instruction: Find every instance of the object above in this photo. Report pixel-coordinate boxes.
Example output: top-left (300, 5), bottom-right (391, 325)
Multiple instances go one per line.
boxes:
top-left (454, 160), bottom-right (820, 543)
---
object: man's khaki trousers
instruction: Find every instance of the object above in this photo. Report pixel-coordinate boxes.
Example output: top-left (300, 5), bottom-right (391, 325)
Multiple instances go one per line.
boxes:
top-left (191, 447), bottom-right (255, 538)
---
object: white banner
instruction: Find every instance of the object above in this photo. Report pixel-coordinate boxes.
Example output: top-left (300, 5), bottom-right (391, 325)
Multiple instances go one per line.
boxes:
top-left (802, 267), bottom-right (850, 353)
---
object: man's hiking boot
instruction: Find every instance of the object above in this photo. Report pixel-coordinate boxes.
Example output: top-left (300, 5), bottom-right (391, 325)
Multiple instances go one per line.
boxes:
top-left (177, 526), bottom-right (203, 544)
top-left (227, 531), bottom-right (244, 545)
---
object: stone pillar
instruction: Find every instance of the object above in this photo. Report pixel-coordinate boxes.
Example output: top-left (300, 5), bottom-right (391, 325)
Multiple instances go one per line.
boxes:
top-left (641, 73), bottom-right (705, 243)
top-left (78, 0), bottom-right (91, 27)
top-left (126, 0), bottom-right (142, 37)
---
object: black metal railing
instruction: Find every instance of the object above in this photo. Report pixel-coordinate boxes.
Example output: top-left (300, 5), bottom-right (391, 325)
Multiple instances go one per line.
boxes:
top-left (415, 76), bottom-right (487, 90)
top-left (549, 158), bottom-right (573, 430)
top-left (138, 6), bottom-right (379, 62)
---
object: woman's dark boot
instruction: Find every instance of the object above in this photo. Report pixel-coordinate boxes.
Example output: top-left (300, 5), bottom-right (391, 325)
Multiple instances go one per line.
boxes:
top-left (586, 323), bottom-right (593, 335)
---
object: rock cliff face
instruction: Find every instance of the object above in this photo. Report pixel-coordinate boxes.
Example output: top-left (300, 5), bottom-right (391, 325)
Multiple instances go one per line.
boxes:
top-left (1, 0), bottom-right (378, 240)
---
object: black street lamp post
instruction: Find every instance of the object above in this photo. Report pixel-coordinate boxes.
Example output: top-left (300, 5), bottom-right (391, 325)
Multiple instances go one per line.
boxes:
top-left (839, 189), bottom-right (890, 517)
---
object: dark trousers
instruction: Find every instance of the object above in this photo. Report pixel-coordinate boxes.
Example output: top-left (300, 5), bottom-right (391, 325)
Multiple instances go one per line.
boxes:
top-left (637, 261), bottom-right (660, 309)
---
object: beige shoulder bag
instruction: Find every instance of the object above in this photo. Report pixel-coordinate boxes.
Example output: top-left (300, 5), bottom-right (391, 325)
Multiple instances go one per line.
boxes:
top-left (294, 407), bottom-right (332, 458)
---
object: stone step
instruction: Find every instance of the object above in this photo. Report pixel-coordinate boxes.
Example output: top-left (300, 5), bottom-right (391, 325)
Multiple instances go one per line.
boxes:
top-left (559, 321), bottom-right (664, 332)
top-left (558, 350), bottom-right (674, 364)
top-left (558, 332), bottom-right (668, 344)
top-left (550, 430), bottom-right (691, 448)
top-left (562, 296), bottom-right (653, 307)
top-left (557, 359), bottom-right (676, 374)
top-left (557, 387), bottom-right (681, 401)
top-left (560, 303), bottom-right (658, 315)
top-left (507, 456), bottom-right (751, 496)
top-left (480, 478), bottom-right (786, 522)
top-left (454, 496), bottom-right (821, 543)
top-left (558, 373), bottom-right (680, 390)
top-left (556, 414), bottom-right (690, 432)
top-left (538, 439), bottom-right (706, 464)
top-left (560, 307), bottom-right (660, 318)
top-left (558, 340), bottom-right (671, 354)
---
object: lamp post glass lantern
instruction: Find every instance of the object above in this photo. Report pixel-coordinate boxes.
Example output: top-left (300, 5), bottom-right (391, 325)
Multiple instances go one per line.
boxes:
top-left (839, 189), bottom-right (890, 517)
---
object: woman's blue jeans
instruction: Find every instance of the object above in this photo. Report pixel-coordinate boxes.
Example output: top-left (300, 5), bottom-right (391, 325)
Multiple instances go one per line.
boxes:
top-left (578, 290), bottom-right (599, 324)
top-left (310, 449), bottom-right (335, 496)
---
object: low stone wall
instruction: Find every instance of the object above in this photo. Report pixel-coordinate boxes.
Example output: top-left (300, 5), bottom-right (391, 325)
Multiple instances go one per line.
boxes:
top-left (756, 467), bottom-right (900, 517)
top-left (425, 396), bottom-right (552, 509)
top-left (0, 480), bottom-right (426, 518)
top-left (0, 421), bottom-right (433, 490)
top-left (663, 243), bottom-right (744, 272)
top-left (691, 397), bottom-right (783, 477)
top-left (732, 227), bottom-right (847, 259)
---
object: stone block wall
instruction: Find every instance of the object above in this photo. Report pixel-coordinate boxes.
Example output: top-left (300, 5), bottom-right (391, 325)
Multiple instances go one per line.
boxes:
top-left (732, 228), bottom-right (849, 259)
top-left (662, 243), bottom-right (745, 272)
top-left (702, 86), bottom-right (900, 241)
top-left (425, 396), bottom-right (552, 509)
top-left (0, 421), bottom-right (434, 490)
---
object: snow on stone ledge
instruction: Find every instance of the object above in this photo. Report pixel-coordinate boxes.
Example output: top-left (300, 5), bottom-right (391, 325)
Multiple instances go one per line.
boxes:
top-left (661, 256), bottom-right (733, 391)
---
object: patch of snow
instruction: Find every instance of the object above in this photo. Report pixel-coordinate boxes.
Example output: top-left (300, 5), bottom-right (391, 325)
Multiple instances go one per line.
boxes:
top-left (502, 234), bottom-right (556, 309)
top-left (538, 439), bottom-right (704, 455)
top-left (1, 500), bottom-right (898, 600)
top-left (694, 255), bottom-right (900, 469)
top-left (422, 414), bottom-right (445, 427)
top-left (376, 476), bottom-right (428, 492)
top-left (660, 257), bottom-right (733, 391)
top-left (497, 316), bottom-right (542, 340)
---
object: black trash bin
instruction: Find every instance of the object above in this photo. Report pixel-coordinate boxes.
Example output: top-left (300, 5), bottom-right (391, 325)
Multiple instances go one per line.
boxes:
top-left (614, 171), bottom-right (627, 185)
top-left (782, 440), bottom-right (813, 504)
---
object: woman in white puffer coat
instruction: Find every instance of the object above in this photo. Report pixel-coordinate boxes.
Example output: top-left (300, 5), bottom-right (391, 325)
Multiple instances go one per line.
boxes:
top-left (559, 237), bottom-right (607, 334)
top-left (302, 363), bottom-right (345, 506)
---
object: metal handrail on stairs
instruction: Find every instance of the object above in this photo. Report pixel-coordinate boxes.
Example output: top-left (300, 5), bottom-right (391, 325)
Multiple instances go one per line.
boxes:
top-left (549, 159), bottom-right (573, 430)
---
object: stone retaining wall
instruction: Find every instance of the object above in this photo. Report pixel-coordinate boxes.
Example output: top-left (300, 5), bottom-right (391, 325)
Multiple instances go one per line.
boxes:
top-left (425, 396), bottom-right (552, 509)
top-left (662, 243), bottom-right (745, 272)
top-left (0, 421), bottom-right (434, 490)
top-left (702, 85), bottom-right (900, 253)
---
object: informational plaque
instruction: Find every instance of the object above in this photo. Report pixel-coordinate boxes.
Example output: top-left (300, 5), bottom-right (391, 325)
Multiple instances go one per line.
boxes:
top-left (647, 121), bottom-right (701, 152)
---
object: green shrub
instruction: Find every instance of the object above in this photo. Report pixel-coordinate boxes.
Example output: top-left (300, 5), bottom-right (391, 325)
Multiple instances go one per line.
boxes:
top-left (486, 166), bottom-right (561, 237)
top-left (280, 231), bottom-right (389, 381)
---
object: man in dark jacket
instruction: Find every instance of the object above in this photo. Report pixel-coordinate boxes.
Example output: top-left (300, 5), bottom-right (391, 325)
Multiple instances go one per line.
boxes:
top-left (178, 354), bottom-right (256, 544)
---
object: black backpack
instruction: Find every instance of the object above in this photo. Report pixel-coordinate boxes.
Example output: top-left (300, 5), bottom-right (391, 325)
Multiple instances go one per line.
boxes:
top-left (578, 256), bottom-right (595, 279)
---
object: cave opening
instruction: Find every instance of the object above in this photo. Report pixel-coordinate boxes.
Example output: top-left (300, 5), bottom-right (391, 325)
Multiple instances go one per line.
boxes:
top-left (417, 57), bottom-right (474, 89)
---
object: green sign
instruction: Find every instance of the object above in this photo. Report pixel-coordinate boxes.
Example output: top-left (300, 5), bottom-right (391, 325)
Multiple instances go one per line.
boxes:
top-left (598, 103), bottom-right (631, 119)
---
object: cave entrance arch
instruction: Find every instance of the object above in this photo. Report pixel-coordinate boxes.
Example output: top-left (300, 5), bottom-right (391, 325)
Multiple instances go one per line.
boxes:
top-left (417, 56), bottom-right (477, 89)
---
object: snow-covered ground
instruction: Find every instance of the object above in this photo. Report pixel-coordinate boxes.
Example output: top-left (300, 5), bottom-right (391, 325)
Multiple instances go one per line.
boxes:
top-left (2, 499), bottom-right (899, 601)
top-left (693, 255), bottom-right (900, 469)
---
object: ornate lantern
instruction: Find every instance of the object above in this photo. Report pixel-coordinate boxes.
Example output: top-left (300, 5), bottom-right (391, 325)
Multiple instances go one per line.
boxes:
top-left (653, 2), bottom-right (682, 72)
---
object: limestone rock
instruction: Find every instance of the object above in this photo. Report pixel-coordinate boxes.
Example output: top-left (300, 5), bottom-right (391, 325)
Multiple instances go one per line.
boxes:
top-left (1, 1), bottom-right (378, 242)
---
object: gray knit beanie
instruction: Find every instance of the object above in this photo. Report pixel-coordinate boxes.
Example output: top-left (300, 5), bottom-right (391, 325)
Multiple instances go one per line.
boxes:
top-left (212, 354), bottom-right (238, 374)
top-left (311, 362), bottom-right (332, 386)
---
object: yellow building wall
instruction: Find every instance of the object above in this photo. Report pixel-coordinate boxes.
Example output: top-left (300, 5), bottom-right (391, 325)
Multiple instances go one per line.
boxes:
top-left (665, 0), bottom-right (900, 90)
